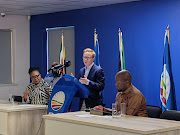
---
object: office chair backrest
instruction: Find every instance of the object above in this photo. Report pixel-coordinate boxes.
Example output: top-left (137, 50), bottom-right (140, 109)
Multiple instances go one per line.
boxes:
top-left (160, 110), bottom-right (180, 121)
top-left (147, 105), bottom-right (162, 118)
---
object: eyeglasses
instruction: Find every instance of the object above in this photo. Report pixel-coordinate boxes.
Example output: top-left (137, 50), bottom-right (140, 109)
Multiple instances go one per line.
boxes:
top-left (31, 74), bottom-right (40, 80)
top-left (82, 56), bottom-right (92, 60)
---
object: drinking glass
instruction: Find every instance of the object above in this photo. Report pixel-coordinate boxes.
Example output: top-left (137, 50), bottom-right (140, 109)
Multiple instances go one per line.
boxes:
top-left (120, 103), bottom-right (126, 117)
top-left (112, 103), bottom-right (117, 118)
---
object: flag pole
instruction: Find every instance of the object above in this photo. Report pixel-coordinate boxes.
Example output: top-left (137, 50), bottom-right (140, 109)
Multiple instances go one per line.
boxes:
top-left (61, 31), bottom-right (64, 65)
top-left (118, 28), bottom-right (123, 70)
top-left (118, 28), bottom-right (121, 53)
top-left (61, 31), bottom-right (65, 74)
top-left (167, 25), bottom-right (170, 44)
top-left (94, 29), bottom-right (98, 47)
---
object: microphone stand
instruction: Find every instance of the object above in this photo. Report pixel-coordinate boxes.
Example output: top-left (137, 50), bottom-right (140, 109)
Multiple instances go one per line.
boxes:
top-left (46, 67), bottom-right (64, 88)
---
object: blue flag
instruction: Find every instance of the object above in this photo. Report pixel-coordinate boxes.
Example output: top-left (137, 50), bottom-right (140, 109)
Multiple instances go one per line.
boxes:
top-left (160, 29), bottom-right (176, 112)
top-left (94, 39), bottom-right (100, 66)
top-left (94, 30), bottom-right (105, 105)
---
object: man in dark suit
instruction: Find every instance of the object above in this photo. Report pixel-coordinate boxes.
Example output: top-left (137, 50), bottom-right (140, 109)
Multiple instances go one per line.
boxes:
top-left (78, 48), bottom-right (105, 109)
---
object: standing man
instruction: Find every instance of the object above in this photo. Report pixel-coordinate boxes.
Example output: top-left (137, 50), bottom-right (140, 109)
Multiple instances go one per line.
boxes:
top-left (78, 48), bottom-right (105, 109)
top-left (94, 70), bottom-right (147, 117)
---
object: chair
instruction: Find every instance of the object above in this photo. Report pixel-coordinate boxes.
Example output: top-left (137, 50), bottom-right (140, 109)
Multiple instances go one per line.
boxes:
top-left (160, 110), bottom-right (180, 121)
top-left (146, 105), bottom-right (162, 118)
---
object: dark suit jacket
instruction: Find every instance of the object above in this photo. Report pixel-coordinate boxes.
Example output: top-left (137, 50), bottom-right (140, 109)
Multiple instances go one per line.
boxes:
top-left (79, 64), bottom-right (105, 108)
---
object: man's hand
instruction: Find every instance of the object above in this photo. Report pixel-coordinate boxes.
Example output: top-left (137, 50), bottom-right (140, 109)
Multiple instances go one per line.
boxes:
top-left (79, 75), bottom-right (88, 84)
top-left (93, 105), bottom-right (104, 111)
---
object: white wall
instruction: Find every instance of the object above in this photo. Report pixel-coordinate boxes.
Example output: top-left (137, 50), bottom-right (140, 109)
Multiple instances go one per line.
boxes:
top-left (0, 15), bottom-right (30, 100)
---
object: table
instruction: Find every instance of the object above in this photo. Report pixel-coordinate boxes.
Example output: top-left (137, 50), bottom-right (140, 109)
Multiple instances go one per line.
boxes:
top-left (43, 111), bottom-right (180, 135)
top-left (0, 102), bottom-right (47, 135)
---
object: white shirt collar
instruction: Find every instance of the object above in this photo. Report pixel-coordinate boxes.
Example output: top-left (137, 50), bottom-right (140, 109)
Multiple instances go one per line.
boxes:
top-left (85, 62), bottom-right (94, 70)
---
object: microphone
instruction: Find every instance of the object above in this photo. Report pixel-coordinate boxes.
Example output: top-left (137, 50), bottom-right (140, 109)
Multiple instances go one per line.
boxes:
top-left (64, 61), bottom-right (71, 67)
top-left (48, 61), bottom-right (71, 72)
top-left (56, 61), bottom-right (71, 70)
top-left (53, 64), bottom-right (64, 69)
top-left (48, 62), bottom-right (60, 72)
top-left (54, 61), bottom-right (71, 69)
top-left (52, 62), bottom-right (58, 66)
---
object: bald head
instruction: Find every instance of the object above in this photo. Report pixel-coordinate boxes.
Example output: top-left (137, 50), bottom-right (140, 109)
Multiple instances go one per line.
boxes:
top-left (115, 70), bottom-right (132, 92)
top-left (115, 70), bottom-right (132, 83)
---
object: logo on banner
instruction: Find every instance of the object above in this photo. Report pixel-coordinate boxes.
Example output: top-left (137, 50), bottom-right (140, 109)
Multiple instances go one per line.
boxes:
top-left (51, 91), bottom-right (65, 111)
top-left (160, 64), bottom-right (170, 107)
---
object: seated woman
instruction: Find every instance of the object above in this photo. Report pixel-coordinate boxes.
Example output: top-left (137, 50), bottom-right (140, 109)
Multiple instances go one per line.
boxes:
top-left (24, 67), bottom-right (52, 105)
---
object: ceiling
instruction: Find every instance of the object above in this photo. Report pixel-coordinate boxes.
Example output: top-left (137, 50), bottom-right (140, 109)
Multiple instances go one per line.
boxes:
top-left (0, 0), bottom-right (142, 16)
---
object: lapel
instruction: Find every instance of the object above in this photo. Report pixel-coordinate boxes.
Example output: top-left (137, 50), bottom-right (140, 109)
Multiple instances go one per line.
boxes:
top-left (81, 67), bottom-right (85, 77)
top-left (87, 64), bottom-right (95, 79)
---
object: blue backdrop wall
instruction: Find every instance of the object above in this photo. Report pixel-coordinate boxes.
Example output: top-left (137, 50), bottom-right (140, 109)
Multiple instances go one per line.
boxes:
top-left (30, 0), bottom-right (180, 110)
